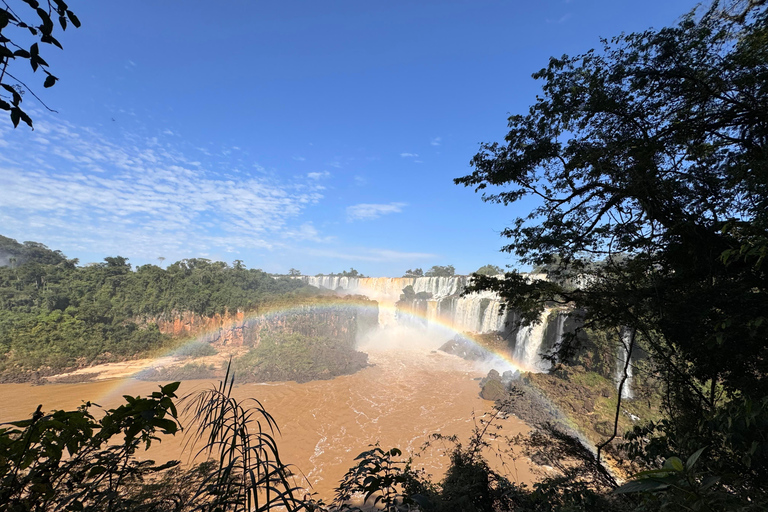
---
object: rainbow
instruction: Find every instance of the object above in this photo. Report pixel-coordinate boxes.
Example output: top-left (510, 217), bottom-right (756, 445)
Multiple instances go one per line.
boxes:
top-left (94, 298), bottom-right (537, 402)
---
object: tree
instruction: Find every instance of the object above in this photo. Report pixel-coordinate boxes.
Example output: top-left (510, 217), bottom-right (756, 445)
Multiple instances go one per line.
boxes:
top-left (457, 1), bottom-right (768, 506)
top-left (475, 264), bottom-right (503, 276)
top-left (403, 268), bottom-right (423, 277)
top-left (1, 1), bottom-right (81, 128)
top-left (0, 383), bottom-right (183, 511)
top-left (425, 265), bottom-right (455, 277)
top-left (288, 268), bottom-right (301, 276)
top-left (1, 374), bottom-right (307, 511)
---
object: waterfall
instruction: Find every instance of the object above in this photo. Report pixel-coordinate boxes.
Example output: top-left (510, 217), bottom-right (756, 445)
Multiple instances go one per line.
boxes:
top-left (512, 309), bottom-right (552, 371)
top-left (615, 328), bottom-right (634, 399)
top-left (298, 276), bottom-right (509, 334)
top-left (298, 275), bottom-right (562, 373)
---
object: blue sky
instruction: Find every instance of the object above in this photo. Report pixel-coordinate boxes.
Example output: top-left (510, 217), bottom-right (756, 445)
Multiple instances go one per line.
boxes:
top-left (0, 0), bottom-right (694, 275)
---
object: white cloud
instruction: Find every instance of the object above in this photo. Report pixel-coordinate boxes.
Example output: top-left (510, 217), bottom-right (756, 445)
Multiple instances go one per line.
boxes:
top-left (292, 155), bottom-right (306, 161)
top-left (400, 152), bottom-right (418, 158)
top-left (346, 202), bottom-right (406, 221)
top-left (282, 222), bottom-right (334, 243)
top-left (0, 114), bottom-right (325, 261)
top-left (430, 137), bottom-right (441, 146)
top-left (307, 171), bottom-right (330, 180)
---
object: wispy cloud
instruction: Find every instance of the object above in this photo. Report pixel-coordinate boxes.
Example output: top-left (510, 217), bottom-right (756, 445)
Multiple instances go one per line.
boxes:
top-left (430, 137), bottom-right (441, 146)
top-left (282, 222), bottom-right (334, 243)
top-left (292, 155), bottom-right (306, 161)
top-left (346, 202), bottom-right (406, 221)
top-left (399, 152), bottom-right (418, 158)
top-left (0, 112), bottom-right (324, 262)
top-left (307, 171), bottom-right (330, 180)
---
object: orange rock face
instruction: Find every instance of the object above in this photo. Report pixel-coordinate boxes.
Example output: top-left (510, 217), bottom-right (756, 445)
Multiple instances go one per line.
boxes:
top-left (149, 301), bottom-right (378, 348)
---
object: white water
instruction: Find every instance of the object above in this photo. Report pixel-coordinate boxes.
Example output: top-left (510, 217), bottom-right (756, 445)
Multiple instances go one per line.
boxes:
top-left (512, 308), bottom-right (552, 372)
top-left (615, 328), bottom-right (634, 399)
top-left (301, 275), bottom-right (558, 372)
top-left (300, 275), bottom-right (520, 333)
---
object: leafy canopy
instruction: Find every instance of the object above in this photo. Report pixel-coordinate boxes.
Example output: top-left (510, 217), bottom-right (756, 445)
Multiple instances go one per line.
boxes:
top-left (0, 1), bottom-right (81, 128)
top-left (457, 1), bottom-right (768, 507)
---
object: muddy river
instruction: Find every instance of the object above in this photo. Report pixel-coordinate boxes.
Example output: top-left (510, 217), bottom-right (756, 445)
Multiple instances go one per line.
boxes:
top-left (0, 327), bottom-right (536, 499)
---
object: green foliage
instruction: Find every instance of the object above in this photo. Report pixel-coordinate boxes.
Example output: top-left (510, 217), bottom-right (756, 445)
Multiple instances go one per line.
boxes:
top-left (424, 265), bottom-right (455, 278)
top-left (334, 445), bottom-right (420, 511)
top-left (135, 361), bottom-right (221, 382)
top-left (456, 1), bottom-right (768, 509)
top-left (475, 264), bottom-right (503, 276)
top-left (183, 366), bottom-right (306, 511)
top-left (331, 407), bottom-right (626, 512)
top-left (325, 268), bottom-right (366, 278)
top-left (403, 268), bottom-right (423, 278)
top-left (0, 235), bottom-right (316, 375)
top-left (0, 1), bottom-right (81, 129)
top-left (1, 367), bottom-right (306, 512)
top-left (0, 383), bottom-right (182, 511)
top-left (458, 1), bottom-right (768, 398)
top-left (172, 341), bottom-right (218, 359)
top-left (233, 331), bottom-right (368, 383)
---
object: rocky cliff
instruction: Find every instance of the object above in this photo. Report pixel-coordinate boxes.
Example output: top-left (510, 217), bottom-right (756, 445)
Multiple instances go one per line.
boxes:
top-left (148, 297), bottom-right (379, 348)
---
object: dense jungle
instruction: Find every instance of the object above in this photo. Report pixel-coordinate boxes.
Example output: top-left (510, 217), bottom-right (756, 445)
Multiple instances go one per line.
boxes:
top-left (1, 0), bottom-right (767, 511)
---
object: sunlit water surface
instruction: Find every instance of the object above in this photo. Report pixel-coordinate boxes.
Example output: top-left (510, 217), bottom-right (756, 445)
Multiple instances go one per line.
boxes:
top-left (0, 326), bottom-right (536, 498)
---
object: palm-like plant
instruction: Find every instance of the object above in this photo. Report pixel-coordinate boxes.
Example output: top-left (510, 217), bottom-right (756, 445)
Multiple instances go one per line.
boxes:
top-left (182, 364), bottom-right (307, 512)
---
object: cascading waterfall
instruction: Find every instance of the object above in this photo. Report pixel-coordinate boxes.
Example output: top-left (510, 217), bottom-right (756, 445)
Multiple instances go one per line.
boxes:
top-left (615, 328), bottom-right (634, 399)
top-left (298, 276), bottom-right (505, 332)
top-left (512, 308), bottom-right (552, 372)
top-left (298, 275), bottom-right (559, 372)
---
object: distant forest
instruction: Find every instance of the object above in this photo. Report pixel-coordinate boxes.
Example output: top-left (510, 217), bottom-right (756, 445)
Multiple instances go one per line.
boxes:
top-left (0, 235), bottom-right (319, 377)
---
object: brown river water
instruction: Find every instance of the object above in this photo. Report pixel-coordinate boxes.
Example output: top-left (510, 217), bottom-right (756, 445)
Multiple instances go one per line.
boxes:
top-left (0, 326), bottom-right (536, 499)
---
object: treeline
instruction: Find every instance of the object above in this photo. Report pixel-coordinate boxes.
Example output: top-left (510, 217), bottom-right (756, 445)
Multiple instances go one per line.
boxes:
top-left (0, 235), bottom-right (318, 377)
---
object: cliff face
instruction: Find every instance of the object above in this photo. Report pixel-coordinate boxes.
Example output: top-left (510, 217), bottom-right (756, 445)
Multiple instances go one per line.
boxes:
top-left (149, 298), bottom-right (379, 347)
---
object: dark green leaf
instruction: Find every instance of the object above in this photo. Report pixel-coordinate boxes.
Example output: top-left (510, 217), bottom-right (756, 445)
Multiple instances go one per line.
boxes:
top-left (686, 447), bottom-right (706, 470)
top-left (36, 8), bottom-right (54, 35)
top-left (663, 457), bottom-right (684, 472)
top-left (66, 10), bottom-right (81, 28)
top-left (44, 74), bottom-right (57, 88)
top-left (41, 34), bottom-right (63, 50)
top-left (2, 84), bottom-right (21, 105)
top-left (614, 478), bottom-right (671, 494)
top-left (161, 381), bottom-right (181, 395)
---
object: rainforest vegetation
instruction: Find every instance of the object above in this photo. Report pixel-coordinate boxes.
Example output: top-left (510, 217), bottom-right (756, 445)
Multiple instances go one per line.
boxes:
top-left (1, 0), bottom-right (767, 511)
top-left (0, 234), bottom-right (318, 378)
